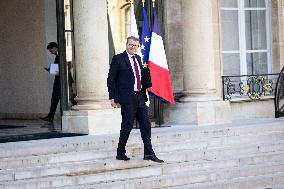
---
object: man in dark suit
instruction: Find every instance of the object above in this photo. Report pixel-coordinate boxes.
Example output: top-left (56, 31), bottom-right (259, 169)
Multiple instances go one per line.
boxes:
top-left (107, 36), bottom-right (163, 163)
top-left (40, 42), bottom-right (60, 123)
top-left (40, 42), bottom-right (76, 123)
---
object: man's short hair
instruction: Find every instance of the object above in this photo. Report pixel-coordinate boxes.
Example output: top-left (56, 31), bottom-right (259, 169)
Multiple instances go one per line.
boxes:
top-left (126, 36), bottom-right (140, 44)
top-left (46, 42), bottom-right (58, 49)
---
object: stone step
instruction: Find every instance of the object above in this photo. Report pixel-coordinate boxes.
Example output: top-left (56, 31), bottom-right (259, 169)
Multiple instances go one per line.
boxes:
top-left (58, 161), bottom-right (284, 189)
top-left (152, 122), bottom-right (284, 144)
top-left (0, 120), bottom-right (283, 188)
top-left (1, 132), bottom-right (283, 170)
top-left (162, 151), bottom-right (284, 176)
top-left (164, 173), bottom-right (284, 189)
top-left (256, 184), bottom-right (284, 189)
top-left (158, 140), bottom-right (284, 163)
top-left (1, 148), bottom-right (283, 183)
top-left (0, 121), bottom-right (283, 159)
top-left (131, 131), bottom-right (284, 156)
top-left (2, 154), bottom-right (284, 189)
top-left (0, 164), bottom-right (162, 189)
top-left (62, 172), bottom-right (284, 189)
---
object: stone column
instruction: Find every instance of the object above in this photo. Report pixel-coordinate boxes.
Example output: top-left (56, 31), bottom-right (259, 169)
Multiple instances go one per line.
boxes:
top-left (278, 0), bottom-right (284, 69)
top-left (182, 0), bottom-right (216, 97)
top-left (62, 0), bottom-right (121, 134)
top-left (164, 0), bottom-right (231, 125)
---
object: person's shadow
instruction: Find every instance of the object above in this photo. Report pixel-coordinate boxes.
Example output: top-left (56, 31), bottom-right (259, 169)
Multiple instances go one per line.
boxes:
top-left (41, 122), bottom-right (57, 132)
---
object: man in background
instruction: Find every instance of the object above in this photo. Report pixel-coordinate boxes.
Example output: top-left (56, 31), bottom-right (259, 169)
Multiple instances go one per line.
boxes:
top-left (40, 42), bottom-right (60, 123)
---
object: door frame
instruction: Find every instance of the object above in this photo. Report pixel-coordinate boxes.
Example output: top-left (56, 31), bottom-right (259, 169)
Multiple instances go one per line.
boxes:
top-left (56, 0), bottom-right (69, 119)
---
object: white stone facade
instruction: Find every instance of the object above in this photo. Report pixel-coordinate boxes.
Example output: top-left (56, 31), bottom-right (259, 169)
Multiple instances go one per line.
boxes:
top-left (0, 0), bottom-right (284, 134)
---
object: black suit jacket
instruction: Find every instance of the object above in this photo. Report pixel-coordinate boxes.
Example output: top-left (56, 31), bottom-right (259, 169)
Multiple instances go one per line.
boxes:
top-left (107, 51), bottom-right (152, 104)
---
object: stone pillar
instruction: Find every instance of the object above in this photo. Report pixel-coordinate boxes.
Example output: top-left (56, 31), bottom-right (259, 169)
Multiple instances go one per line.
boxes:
top-left (164, 0), bottom-right (231, 125)
top-left (62, 0), bottom-right (121, 134)
top-left (278, 0), bottom-right (284, 69)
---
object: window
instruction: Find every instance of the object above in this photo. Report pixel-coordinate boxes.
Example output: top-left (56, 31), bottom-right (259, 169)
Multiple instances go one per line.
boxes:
top-left (64, 0), bottom-right (76, 107)
top-left (125, 6), bottom-right (130, 39)
top-left (220, 0), bottom-right (272, 76)
top-left (64, 1), bottom-right (73, 62)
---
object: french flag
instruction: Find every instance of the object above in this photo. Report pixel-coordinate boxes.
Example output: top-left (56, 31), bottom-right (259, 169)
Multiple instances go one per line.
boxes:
top-left (148, 8), bottom-right (175, 104)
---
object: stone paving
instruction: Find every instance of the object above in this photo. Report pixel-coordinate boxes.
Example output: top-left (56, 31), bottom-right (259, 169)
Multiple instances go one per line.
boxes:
top-left (0, 117), bottom-right (283, 140)
top-left (0, 119), bottom-right (61, 137)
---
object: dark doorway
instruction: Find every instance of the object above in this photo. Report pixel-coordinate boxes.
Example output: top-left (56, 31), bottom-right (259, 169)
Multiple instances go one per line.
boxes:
top-left (0, 0), bottom-right (77, 142)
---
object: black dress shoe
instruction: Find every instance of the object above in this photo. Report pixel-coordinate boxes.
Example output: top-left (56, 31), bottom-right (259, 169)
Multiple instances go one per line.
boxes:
top-left (40, 116), bottom-right (53, 122)
top-left (116, 154), bottom-right (130, 161)
top-left (143, 154), bottom-right (164, 163)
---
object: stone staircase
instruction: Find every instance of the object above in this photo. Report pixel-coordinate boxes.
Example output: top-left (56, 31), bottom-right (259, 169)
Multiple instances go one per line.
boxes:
top-left (0, 119), bottom-right (284, 189)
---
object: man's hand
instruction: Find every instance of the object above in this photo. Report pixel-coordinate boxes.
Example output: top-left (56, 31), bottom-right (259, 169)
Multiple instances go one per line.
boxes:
top-left (111, 99), bottom-right (117, 108)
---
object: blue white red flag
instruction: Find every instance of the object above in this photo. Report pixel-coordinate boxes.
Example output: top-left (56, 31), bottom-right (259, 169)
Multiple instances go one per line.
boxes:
top-left (129, 2), bottom-right (150, 106)
top-left (148, 8), bottom-right (175, 104)
top-left (140, 6), bottom-right (151, 66)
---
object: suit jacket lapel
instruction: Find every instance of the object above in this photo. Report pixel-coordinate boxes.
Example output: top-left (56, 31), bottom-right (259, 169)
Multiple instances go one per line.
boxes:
top-left (122, 51), bottom-right (133, 73)
top-left (123, 51), bottom-right (145, 81)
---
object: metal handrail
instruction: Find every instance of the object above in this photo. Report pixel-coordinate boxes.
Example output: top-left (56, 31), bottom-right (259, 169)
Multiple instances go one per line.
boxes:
top-left (222, 74), bottom-right (279, 101)
top-left (274, 67), bottom-right (284, 118)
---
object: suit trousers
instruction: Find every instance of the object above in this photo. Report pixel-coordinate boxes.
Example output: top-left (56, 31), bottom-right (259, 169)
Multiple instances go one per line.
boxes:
top-left (117, 92), bottom-right (154, 156)
top-left (48, 76), bottom-right (60, 119)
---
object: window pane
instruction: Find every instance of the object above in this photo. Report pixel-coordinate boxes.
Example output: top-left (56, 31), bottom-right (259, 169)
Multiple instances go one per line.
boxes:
top-left (65, 32), bottom-right (73, 62)
top-left (245, 0), bottom-right (266, 8)
top-left (64, 0), bottom-right (72, 30)
top-left (246, 52), bottom-right (268, 74)
top-left (221, 10), bottom-right (239, 51)
top-left (245, 10), bottom-right (267, 50)
top-left (222, 53), bottom-right (240, 76)
top-left (125, 7), bottom-right (130, 39)
top-left (220, 0), bottom-right (238, 8)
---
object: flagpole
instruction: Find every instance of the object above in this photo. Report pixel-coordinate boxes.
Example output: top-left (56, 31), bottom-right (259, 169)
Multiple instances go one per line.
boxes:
top-left (151, 0), bottom-right (161, 127)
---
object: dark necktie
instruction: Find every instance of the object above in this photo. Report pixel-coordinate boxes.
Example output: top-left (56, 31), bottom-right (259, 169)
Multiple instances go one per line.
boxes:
top-left (132, 55), bottom-right (142, 91)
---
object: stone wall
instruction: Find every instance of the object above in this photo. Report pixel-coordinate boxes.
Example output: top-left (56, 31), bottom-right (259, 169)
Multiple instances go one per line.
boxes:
top-left (277, 0), bottom-right (284, 70)
top-left (164, 0), bottom-right (183, 94)
top-left (0, 0), bottom-right (57, 119)
top-left (231, 100), bottom-right (275, 119)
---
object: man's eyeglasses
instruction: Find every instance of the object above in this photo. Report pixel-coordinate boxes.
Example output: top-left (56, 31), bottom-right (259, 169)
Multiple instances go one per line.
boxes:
top-left (128, 44), bottom-right (139, 48)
